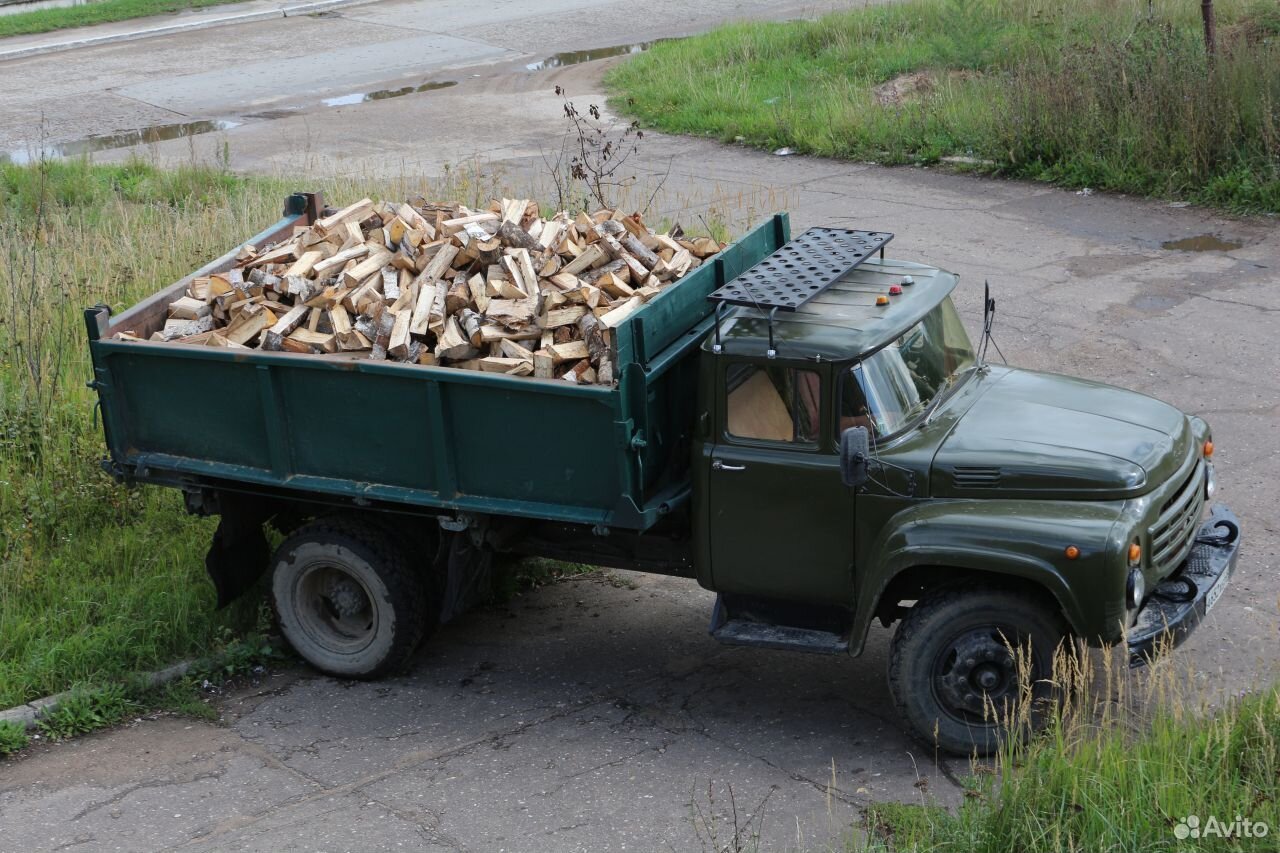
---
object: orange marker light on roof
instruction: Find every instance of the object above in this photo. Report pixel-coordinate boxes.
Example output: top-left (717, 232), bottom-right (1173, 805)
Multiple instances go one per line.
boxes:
top-left (1203, 440), bottom-right (1214, 458)
top-left (889, 284), bottom-right (903, 295)
top-left (876, 295), bottom-right (890, 306)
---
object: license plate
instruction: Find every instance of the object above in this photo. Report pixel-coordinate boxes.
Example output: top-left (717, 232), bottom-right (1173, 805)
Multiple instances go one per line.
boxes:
top-left (1204, 570), bottom-right (1228, 613)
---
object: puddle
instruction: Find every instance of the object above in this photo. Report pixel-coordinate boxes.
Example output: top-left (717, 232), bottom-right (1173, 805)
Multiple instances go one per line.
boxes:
top-left (2, 119), bottom-right (241, 165)
top-left (3, 79), bottom-right (456, 164)
top-left (320, 80), bottom-right (456, 107)
top-left (1161, 234), bottom-right (1243, 252)
top-left (525, 40), bottom-right (666, 71)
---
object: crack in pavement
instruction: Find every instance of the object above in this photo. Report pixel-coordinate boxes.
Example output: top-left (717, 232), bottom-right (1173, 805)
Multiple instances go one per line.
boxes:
top-left (69, 770), bottom-right (226, 823)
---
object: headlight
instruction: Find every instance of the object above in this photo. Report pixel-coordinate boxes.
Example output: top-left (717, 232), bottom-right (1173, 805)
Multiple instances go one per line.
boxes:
top-left (1205, 464), bottom-right (1216, 499)
top-left (1127, 569), bottom-right (1146, 610)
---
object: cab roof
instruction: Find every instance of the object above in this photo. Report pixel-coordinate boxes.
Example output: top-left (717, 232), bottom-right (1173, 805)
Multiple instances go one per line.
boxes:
top-left (704, 258), bottom-right (958, 363)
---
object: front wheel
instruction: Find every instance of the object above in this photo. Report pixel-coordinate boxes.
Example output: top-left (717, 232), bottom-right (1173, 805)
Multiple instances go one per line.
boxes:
top-left (271, 518), bottom-right (433, 679)
top-left (888, 585), bottom-right (1069, 755)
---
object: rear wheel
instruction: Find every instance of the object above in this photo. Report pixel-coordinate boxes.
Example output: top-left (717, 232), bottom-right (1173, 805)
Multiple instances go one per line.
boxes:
top-left (271, 518), bottom-right (433, 678)
top-left (888, 585), bottom-right (1068, 755)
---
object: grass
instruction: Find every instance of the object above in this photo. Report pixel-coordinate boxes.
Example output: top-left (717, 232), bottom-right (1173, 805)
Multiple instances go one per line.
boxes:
top-left (0, 0), bottom-right (250, 40)
top-left (606, 0), bottom-right (1280, 214)
top-left (859, 649), bottom-right (1280, 852)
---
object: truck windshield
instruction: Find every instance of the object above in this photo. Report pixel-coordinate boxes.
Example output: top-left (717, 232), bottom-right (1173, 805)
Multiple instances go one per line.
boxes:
top-left (840, 297), bottom-right (976, 437)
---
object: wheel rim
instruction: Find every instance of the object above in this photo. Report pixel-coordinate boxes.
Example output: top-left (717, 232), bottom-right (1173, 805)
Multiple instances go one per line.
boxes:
top-left (931, 627), bottom-right (1028, 727)
top-left (292, 563), bottom-right (378, 655)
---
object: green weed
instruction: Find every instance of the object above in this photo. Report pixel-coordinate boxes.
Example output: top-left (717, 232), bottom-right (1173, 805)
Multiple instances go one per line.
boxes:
top-left (0, 720), bottom-right (30, 756)
top-left (35, 683), bottom-right (139, 740)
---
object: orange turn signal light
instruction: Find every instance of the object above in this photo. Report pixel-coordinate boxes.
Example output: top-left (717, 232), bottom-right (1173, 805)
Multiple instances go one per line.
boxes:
top-left (1128, 542), bottom-right (1142, 565)
top-left (1064, 545), bottom-right (1080, 560)
top-left (1203, 440), bottom-right (1214, 458)
top-left (876, 295), bottom-right (890, 306)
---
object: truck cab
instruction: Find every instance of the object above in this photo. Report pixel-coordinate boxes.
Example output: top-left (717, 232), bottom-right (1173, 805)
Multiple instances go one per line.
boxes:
top-left (691, 238), bottom-right (1240, 753)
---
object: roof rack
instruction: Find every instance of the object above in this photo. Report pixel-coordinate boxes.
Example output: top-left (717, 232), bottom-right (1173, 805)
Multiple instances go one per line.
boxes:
top-left (706, 227), bottom-right (894, 358)
top-left (706, 227), bottom-right (894, 312)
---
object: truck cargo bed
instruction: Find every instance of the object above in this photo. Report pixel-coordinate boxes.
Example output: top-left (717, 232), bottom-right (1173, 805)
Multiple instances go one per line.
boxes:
top-left (86, 193), bottom-right (790, 530)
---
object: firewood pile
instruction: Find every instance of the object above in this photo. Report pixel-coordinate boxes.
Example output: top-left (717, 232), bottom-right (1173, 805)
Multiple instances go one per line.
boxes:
top-left (127, 197), bottom-right (723, 385)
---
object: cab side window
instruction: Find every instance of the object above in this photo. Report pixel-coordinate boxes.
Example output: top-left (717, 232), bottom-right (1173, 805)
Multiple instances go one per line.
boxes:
top-left (725, 364), bottom-right (820, 444)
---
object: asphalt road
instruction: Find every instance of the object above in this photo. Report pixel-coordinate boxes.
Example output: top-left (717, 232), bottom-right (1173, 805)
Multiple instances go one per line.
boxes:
top-left (1, 0), bottom-right (1277, 849)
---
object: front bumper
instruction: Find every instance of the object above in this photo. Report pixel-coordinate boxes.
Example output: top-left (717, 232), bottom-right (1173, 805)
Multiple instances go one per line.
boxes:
top-left (1128, 503), bottom-right (1241, 667)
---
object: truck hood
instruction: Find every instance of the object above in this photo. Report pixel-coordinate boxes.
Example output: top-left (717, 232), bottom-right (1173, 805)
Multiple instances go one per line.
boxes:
top-left (931, 368), bottom-right (1191, 500)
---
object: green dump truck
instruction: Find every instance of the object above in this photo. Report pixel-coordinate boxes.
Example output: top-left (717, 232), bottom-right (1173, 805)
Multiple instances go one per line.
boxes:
top-left (86, 193), bottom-right (1241, 753)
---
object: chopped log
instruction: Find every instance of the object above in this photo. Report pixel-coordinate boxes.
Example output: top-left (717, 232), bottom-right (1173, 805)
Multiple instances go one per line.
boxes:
top-left (442, 212), bottom-right (498, 234)
top-left (338, 329), bottom-right (372, 352)
top-left (533, 349), bottom-right (554, 379)
top-left (485, 299), bottom-right (536, 329)
top-left (417, 243), bottom-right (459, 284)
top-left (548, 340), bottom-right (590, 363)
top-left (561, 360), bottom-right (592, 383)
top-left (478, 325), bottom-right (541, 344)
top-left (497, 220), bottom-right (540, 251)
top-left (285, 249), bottom-right (325, 278)
top-left (582, 258), bottom-right (629, 286)
top-left (314, 198), bottom-right (376, 235)
top-left (459, 308), bottom-right (484, 346)
top-left (381, 267), bottom-right (400, 302)
top-left (260, 303), bottom-right (310, 350)
top-left (388, 309), bottom-right (413, 359)
top-left (600, 295), bottom-right (644, 329)
top-left (370, 310), bottom-right (396, 360)
top-left (543, 305), bottom-right (587, 328)
top-left (446, 274), bottom-right (471, 315)
top-left (468, 274), bottom-right (490, 313)
top-left (436, 315), bottom-right (478, 360)
top-left (579, 312), bottom-right (607, 363)
top-left (596, 270), bottom-right (634, 300)
top-left (224, 310), bottom-right (268, 346)
top-left (313, 245), bottom-right (369, 277)
top-left (288, 328), bottom-right (338, 353)
top-left (561, 243), bottom-right (607, 276)
top-left (622, 234), bottom-right (660, 270)
top-left (343, 249), bottom-right (393, 288)
top-left (158, 316), bottom-right (215, 341)
top-left (480, 356), bottom-right (529, 373)
top-left (169, 296), bottom-right (210, 320)
top-left (498, 338), bottom-right (535, 362)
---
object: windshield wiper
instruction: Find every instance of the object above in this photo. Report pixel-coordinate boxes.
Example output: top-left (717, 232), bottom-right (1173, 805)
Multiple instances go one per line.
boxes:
top-left (921, 368), bottom-right (973, 425)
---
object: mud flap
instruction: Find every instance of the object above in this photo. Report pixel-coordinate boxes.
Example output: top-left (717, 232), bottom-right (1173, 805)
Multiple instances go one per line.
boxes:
top-left (205, 495), bottom-right (272, 608)
top-left (439, 533), bottom-right (493, 624)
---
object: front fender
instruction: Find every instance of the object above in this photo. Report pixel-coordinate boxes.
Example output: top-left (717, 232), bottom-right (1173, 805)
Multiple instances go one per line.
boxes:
top-left (851, 497), bottom-right (1127, 654)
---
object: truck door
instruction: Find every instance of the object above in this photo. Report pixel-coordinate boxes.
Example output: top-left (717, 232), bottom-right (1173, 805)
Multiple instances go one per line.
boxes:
top-left (707, 361), bottom-right (856, 604)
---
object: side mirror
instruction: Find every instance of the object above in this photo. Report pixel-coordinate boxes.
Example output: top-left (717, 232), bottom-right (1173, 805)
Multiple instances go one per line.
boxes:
top-left (840, 427), bottom-right (870, 489)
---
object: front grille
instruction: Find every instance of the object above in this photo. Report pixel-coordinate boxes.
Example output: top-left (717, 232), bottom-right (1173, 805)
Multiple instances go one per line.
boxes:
top-left (1148, 460), bottom-right (1205, 576)
top-left (952, 466), bottom-right (1002, 488)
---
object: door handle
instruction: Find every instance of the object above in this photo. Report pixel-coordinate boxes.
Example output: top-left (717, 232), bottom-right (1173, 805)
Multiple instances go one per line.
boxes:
top-left (713, 460), bottom-right (746, 471)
